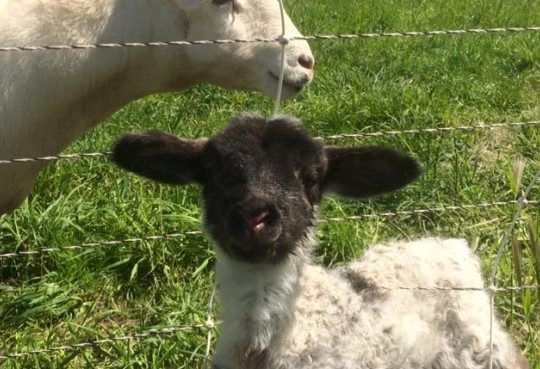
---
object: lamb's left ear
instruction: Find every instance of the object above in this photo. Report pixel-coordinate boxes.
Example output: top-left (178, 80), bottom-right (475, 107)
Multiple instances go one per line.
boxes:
top-left (323, 147), bottom-right (422, 198)
top-left (112, 131), bottom-right (207, 185)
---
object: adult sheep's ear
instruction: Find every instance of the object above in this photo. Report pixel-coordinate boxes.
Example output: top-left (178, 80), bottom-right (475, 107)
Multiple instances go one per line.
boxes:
top-left (323, 147), bottom-right (422, 198)
top-left (112, 131), bottom-right (207, 185)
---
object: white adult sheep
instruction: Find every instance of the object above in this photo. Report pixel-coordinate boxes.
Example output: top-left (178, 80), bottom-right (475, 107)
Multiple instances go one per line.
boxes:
top-left (0, 0), bottom-right (314, 214)
top-left (111, 113), bottom-right (530, 369)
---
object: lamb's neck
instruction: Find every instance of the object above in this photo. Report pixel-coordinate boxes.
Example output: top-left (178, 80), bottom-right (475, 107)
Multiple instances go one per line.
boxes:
top-left (214, 247), bottom-right (311, 368)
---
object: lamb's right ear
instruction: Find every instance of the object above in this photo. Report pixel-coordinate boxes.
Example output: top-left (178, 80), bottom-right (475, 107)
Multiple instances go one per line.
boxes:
top-left (112, 131), bottom-right (207, 185)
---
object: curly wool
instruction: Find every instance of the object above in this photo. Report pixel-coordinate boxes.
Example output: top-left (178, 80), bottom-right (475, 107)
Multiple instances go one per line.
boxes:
top-left (214, 238), bottom-right (527, 369)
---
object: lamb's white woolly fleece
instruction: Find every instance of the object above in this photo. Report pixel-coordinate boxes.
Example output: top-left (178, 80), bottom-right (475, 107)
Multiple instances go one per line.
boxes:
top-left (213, 236), bottom-right (527, 369)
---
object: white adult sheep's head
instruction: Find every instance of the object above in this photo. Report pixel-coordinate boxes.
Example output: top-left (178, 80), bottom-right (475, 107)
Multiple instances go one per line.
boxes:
top-left (176, 0), bottom-right (314, 98)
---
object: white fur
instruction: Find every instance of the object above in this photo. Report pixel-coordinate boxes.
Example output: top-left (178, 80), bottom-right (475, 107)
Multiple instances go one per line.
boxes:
top-left (214, 237), bottom-right (528, 369)
top-left (0, 0), bottom-right (313, 214)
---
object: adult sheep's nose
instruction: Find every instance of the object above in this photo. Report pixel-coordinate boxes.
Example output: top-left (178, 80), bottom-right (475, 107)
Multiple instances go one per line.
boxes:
top-left (298, 54), bottom-right (315, 70)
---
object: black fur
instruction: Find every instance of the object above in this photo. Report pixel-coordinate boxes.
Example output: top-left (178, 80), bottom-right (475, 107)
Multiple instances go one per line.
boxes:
top-left (111, 113), bottom-right (422, 264)
top-left (112, 130), bottom-right (206, 185)
top-left (324, 147), bottom-right (422, 198)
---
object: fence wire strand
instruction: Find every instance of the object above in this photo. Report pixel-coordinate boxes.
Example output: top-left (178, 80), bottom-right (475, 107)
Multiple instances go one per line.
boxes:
top-left (0, 325), bottom-right (205, 361)
top-left (487, 170), bottom-right (540, 369)
top-left (1, 120), bottom-right (538, 166)
top-left (1, 26), bottom-right (539, 53)
top-left (1, 199), bottom-right (538, 261)
top-left (273, 0), bottom-right (288, 116)
top-left (323, 120), bottom-right (540, 140)
top-left (203, 286), bottom-right (217, 369)
top-left (0, 284), bottom-right (537, 362)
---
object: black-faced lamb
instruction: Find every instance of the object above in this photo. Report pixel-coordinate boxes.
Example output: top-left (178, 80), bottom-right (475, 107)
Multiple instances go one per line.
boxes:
top-left (112, 114), bottom-right (530, 369)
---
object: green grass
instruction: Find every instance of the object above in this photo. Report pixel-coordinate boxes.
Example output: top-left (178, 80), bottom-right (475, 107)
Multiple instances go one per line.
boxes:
top-left (1, 0), bottom-right (539, 368)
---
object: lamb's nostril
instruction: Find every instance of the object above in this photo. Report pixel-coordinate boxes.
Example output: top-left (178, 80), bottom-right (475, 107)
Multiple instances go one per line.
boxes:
top-left (298, 54), bottom-right (314, 70)
top-left (250, 210), bottom-right (270, 233)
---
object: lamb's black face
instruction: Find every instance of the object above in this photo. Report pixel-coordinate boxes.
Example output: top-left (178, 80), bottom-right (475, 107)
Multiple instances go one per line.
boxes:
top-left (112, 113), bottom-right (422, 265)
top-left (199, 116), bottom-right (326, 263)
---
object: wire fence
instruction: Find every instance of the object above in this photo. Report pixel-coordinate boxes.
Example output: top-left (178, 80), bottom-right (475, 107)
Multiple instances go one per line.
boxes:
top-left (1, 199), bottom-right (538, 261)
top-left (1, 26), bottom-right (539, 52)
top-left (1, 120), bottom-right (538, 165)
top-left (1, 1), bottom-right (539, 366)
top-left (1, 283), bottom-right (539, 362)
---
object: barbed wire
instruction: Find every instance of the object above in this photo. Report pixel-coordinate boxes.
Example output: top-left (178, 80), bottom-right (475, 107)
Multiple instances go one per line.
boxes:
top-left (0, 151), bottom-right (111, 165)
top-left (1, 199), bottom-right (538, 261)
top-left (272, 0), bottom-right (288, 117)
top-left (1, 26), bottom-right (539, 53)
top-left (322, 120), bottom-right (540, 140)
top-left (1, 120), bottom-right (538, 166)
top-left (0, 231), bottom-right (202, 260)
top-left (321, 199), bottom-right (539, 223)
top-left (0, 283), bottom-right (537, 362)
top-left (0, 324), bottom-right (206, 361)
top-left (379, 285), bottom-right (540, 292)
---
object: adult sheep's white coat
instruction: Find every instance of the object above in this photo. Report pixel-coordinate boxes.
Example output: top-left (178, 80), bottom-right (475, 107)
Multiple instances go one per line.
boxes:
top-left (0, 0), bottom-right (313, 214)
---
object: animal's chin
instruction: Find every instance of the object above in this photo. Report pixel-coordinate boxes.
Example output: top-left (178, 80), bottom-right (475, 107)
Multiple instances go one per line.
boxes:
top-left (267, 71), bottom-right (309, 98)
top-left (222, 239), bottom-right (296, 264)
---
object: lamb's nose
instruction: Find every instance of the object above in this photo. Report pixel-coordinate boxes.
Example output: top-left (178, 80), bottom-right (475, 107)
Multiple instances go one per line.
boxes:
top-left (298, 54), bottom-right (315, 70)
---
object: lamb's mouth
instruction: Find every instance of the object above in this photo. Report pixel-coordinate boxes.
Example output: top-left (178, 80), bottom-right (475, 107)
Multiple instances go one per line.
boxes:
top-left (268, 71), bottom-right (306, 93)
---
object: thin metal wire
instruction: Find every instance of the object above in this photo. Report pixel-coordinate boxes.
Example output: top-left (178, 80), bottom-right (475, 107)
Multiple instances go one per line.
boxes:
top-left (273, 0), bottom-right (288, 116)
top-left (0, 284), bottom-right (537, 361)
top-left (377, 285), bottom-right (540, 292)
top-left (0, 231), bottom-right (202, 260)
top-left (1, 120), bottom-right (538, 166)
top-left (322, 120), bottom-right (540, 140)
top-left (203, 286), bottom-right (218, 369)
top-left (1, 200), bottom-right (538, 261)
top-left (488, 288), bottom-right (496, 369)
top-left (0, 151), bottom-right (112, 165)
top-left (0, 324), bottom-right (205, 361)
top-left (489, 171), bottom-right (540, 284)
top-left (487, 170), bottom-right (540, 369)
top-left (1, 27), bottom-right (539, 52)
top-left (321, 200), bottom-right (540, 223)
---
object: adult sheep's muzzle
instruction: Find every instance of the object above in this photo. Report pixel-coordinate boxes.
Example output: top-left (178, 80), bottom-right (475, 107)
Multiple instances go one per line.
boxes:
top-left (264, 40), bottom-right (315, 99)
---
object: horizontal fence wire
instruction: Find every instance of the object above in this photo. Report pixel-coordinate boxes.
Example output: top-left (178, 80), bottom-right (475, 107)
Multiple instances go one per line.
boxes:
top-left (1, 200), bottom-right (538, 261)
top-left (0, 284), bottom-right (537, 361)
top-left (0, 231), bottom-right (203, 260)
top-left (1, 120), bottom-right (538, 165)
top-left (0, 324), bottom-right (207, 361)
top-left (320, 199), bottom-right (540, 223)
top-left (0, 152), bottom-right (112, 165)
top-left (322, 120), bottom-right (540, 140)
top-left (1, 26), bottom-right (539, 52)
